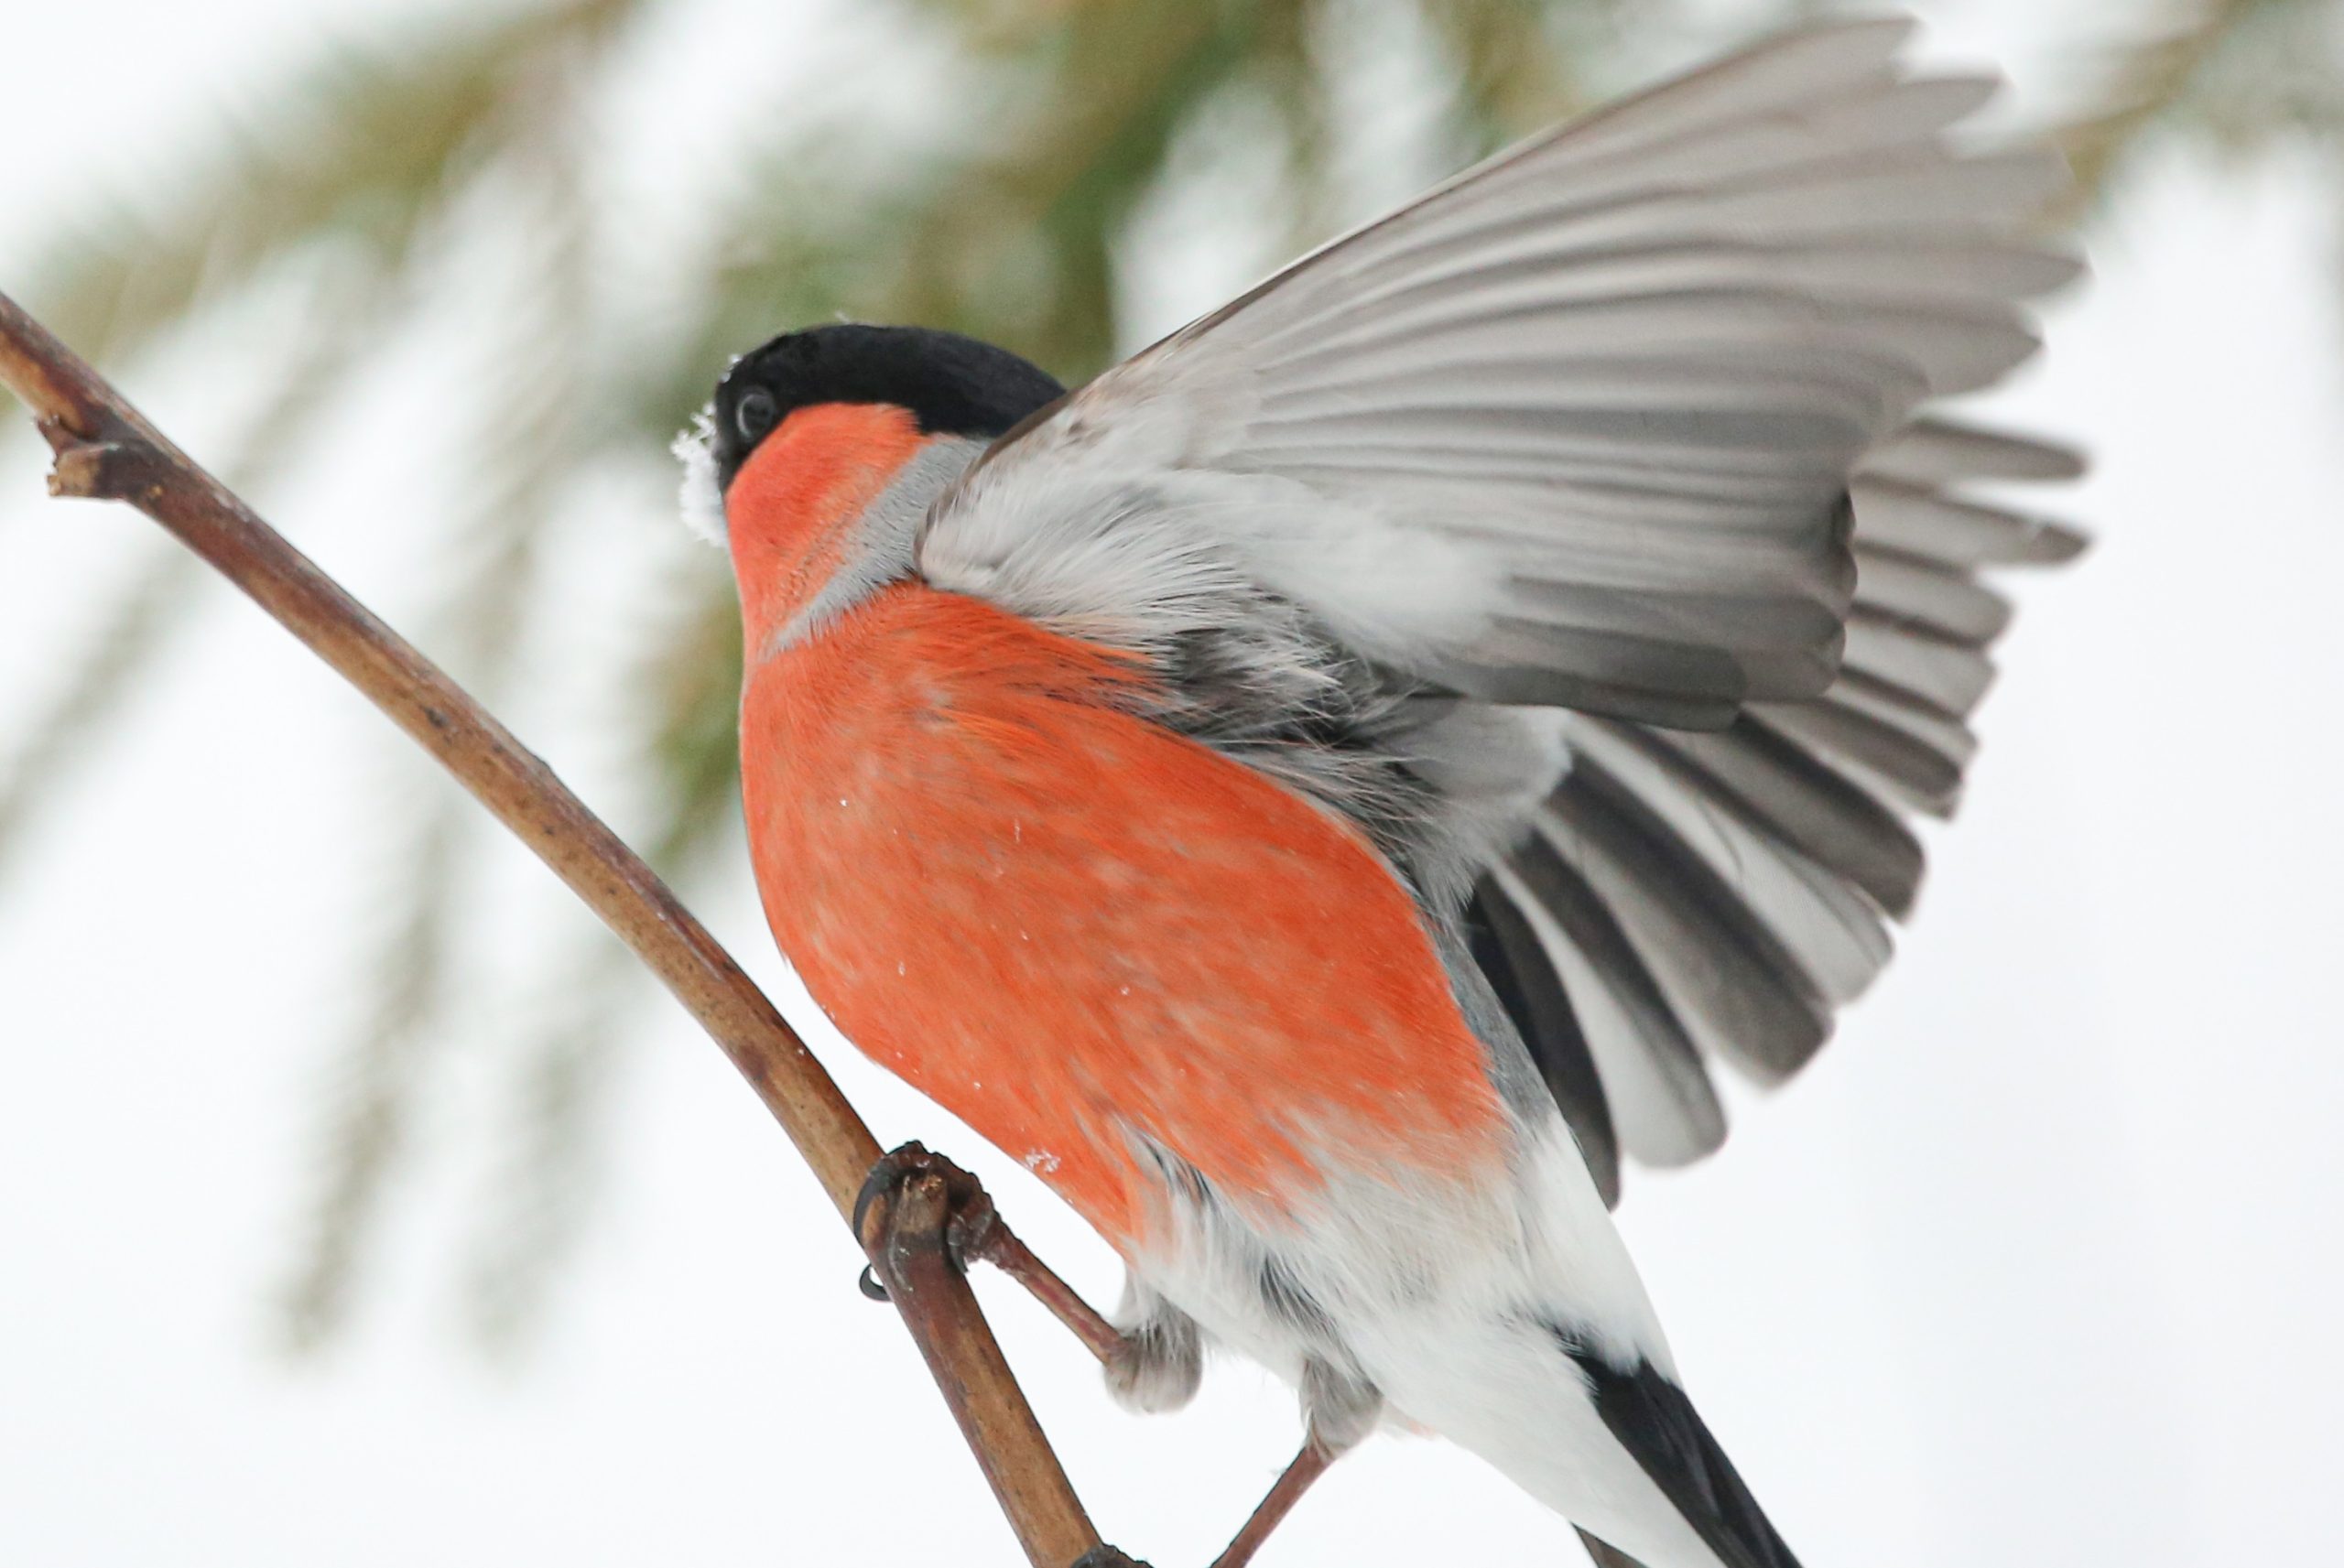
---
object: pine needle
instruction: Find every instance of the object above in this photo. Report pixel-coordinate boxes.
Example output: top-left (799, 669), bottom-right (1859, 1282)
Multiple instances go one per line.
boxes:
top-left (13, 0), bottom-right (637, 374)
top-left (274, 61), bottom-right (602, 1351)
top-left (0, 258), bottom-right (391, 881)
top-left (2052, 0), bottom-right (2304, 222)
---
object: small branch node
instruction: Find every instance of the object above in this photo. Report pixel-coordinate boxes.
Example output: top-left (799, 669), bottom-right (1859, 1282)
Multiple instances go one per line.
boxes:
top-left (48, 439), bottom-right (141, 501)
top-left (32, 413), bottom-right (92, 454)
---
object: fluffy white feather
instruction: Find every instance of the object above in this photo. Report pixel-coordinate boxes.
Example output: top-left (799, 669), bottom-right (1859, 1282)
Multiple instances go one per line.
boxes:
top-left (1124, 1115), bottom-right (1720, 1565)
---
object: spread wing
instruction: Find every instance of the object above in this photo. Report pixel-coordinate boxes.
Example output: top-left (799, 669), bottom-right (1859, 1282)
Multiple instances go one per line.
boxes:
top-left (917, 16), bottom-right (2083, 1200)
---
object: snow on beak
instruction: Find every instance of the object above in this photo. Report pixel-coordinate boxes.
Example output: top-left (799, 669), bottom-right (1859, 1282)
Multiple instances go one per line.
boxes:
top-left (671, 402), bottom-right (727, 546)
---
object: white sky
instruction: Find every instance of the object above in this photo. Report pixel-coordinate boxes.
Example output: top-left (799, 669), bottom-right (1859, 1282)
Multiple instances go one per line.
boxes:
top-left (2, 3), bottom-right (2339, 1566)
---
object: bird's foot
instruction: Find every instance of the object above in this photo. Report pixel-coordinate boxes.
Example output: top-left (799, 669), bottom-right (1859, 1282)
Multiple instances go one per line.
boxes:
top-left (852, 1144), bottom-right (1332, 1568)
top-left (852, 1142), bottom-right (999, 1299)
top-left (852, 1144), bottom-right (1134, 1368)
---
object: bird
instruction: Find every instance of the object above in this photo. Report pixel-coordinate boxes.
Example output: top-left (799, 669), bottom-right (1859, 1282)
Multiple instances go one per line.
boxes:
top-left (676, 16), bottom-right (2085, 1568)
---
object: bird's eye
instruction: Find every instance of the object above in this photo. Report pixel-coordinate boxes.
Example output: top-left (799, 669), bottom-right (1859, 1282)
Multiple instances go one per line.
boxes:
top-left (734, 388), bottom-right (780, 442)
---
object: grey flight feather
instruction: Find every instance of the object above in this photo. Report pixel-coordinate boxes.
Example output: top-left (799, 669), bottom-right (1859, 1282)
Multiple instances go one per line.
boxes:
top-left (1486, 413), bottom-right (2082, 1185)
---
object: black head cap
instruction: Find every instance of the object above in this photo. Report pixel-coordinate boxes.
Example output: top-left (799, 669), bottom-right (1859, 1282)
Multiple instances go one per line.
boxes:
top-left (709, 324), bottom-right (1064, 491)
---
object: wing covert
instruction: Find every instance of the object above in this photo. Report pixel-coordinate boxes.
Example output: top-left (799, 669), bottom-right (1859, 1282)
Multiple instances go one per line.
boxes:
top-left (920, 16), bottom-right (2072, 728)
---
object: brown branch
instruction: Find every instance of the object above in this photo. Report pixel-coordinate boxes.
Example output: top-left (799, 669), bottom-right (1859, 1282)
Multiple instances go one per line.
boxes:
top-left (0, 288), bottom-right (1111, 1568)
top-left (861, 1154), bottom-right (1112, 1560)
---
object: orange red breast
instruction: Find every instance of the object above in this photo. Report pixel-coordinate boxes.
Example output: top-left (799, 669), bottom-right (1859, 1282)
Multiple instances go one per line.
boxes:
top-left (732, 404), bottom-right (1510, 1246)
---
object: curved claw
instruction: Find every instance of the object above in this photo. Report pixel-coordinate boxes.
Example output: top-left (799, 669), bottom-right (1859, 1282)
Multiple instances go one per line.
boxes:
top-left (852, 1141), bottom-right (1003, 1303)
top-left (852, 1141), bottom-right (935, 1248)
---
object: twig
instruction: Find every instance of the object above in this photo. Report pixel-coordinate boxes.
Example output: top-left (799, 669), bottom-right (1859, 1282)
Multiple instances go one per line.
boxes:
top-left (863, 1162), bottom-right (1109, 1560)
top-left (0, 288), bottom-right (1106, 1568)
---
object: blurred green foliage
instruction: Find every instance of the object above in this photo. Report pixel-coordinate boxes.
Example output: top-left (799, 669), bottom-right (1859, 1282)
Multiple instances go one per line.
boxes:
top-left (0, 0), bottom-right (2312, 1352)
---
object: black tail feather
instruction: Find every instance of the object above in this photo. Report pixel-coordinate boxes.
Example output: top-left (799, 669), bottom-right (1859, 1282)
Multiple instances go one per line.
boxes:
top-left (1577, 1527), bottom-right (1652, 1568)
top-left (1557, 1336), bottom-right (1802, 1568)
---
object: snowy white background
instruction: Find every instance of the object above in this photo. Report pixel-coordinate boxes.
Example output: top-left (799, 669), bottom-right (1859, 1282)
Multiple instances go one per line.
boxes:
top-left (2, 2), bottom-right (2339, 1565)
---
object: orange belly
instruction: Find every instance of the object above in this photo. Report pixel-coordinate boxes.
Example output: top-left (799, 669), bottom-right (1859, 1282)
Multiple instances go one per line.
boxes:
top-left (741, 581), bottom-right (1507, 1245)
